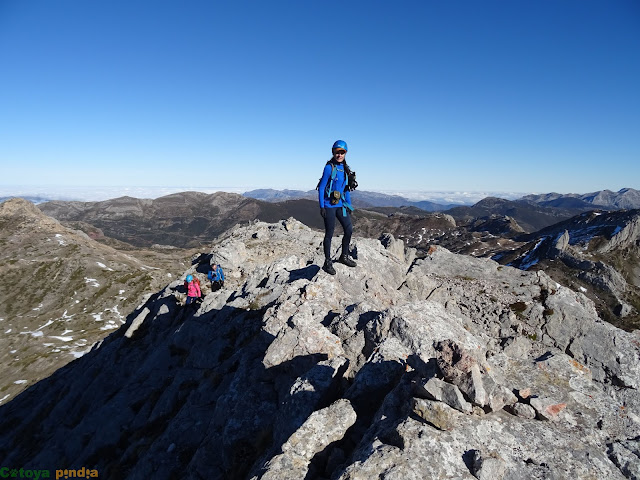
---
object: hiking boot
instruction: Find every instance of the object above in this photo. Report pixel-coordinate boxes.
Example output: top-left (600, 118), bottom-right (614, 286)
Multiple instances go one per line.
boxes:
top-left (323, 259), bottom-right (336, 275)
top-left (339, 254), bottom-right (357, 267)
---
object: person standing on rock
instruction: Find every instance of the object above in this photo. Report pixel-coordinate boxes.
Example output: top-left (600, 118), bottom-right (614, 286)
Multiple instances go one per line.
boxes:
top-left (318, 140), bottom-right (357, 275)
top-left (184, 274), bottom-right (202, 309)
top-left (208, 263), bottom-right (225, 291)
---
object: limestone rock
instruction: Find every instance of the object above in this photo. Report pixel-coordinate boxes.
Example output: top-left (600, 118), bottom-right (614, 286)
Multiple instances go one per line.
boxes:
top-left (411, 397), bottom-right (461, 431)
top-left (435, 339), bottom-right (482, 384)
top-left (530, 397), bottom-right (568, 421)
top-left (506, 402), bottom-right (537, 420)
top-left (608, 438), bottom-right (640, 480)
top-left (554, 230), bottom-right (570, 252)
top-left (0, 219), bottom-right (638, 480)
top-left (379, 232), bottom-right (406, 262)
top-left (481, 375), bottom-right (518, 412)
top-left (456, 364), bottom-right (488, 407)
top-left (124, 307), bottom-right (149, 338)
top-left (415, 377), bottom-right (473, 414)
top-left (471, 449), bottom-right (507, 480)
top-left (599, 214), bottom-right (640, 253)
top-left (257, 399), bottom-right (357, 480)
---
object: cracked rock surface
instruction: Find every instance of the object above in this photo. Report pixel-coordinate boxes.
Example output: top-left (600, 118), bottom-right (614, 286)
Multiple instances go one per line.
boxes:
top-left (0, 218), bottom-right (638, 479)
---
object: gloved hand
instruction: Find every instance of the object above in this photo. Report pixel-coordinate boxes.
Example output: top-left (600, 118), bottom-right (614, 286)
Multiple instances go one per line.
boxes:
top-left (320, 207), bottom-right (326, 218)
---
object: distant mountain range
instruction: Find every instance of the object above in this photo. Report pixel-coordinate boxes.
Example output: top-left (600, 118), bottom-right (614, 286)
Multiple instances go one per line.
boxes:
top-left (39, 192), bottom-right (325, 248)
top-left (35, 188), bottom-right (640, 253)
top-left (0, 195), bottom-right (56, 205)
top-left (522, 187), bottom-right (640, 210)
top-left (35, 191), bottom-right (581, 254)
top-left (6, 187), bottom-right (639, 213)
top-left (244, 187), bottom-right (640, 213)
top-left (445, 197), bottom-right (596, 233)
top-left (243, 189), bottom-right (461, 211)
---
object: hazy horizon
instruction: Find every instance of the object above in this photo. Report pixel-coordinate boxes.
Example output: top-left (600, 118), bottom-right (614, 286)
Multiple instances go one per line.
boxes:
top-left (1, 184), bottom-right (633, 206)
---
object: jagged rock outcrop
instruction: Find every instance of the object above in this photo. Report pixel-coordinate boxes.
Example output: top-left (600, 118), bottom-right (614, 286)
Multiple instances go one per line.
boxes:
top-left (554, 229), bottom-right (570, 251)
top-left (600, 214), bottom-right (640, 253)
top-left (496, 210), bottom-right (640, 329)
top-left (509, 227), bottom-right (636, 318)
top-left (0, 218), bottom-right (638, 479)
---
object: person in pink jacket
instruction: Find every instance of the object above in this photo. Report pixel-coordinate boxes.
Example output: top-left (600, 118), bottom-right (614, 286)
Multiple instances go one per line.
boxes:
top-left (184, 274), bottom-right (201, 307)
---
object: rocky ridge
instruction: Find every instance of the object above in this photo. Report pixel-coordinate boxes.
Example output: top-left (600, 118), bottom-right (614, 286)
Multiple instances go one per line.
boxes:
top-left (38, 192), bottom-right (325, 248)
top-left (497, 209), bottom-right (640, 331)
top-left (0, 218), bottom-right (638, 479)
top-left (445, 197), bottom-right (597, 233)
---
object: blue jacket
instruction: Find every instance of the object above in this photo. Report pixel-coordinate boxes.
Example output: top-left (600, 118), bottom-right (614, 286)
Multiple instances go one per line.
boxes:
top-left (318, 161), bottom-right (352, 209)
top-left (208, 266), bottom-right (225, 282)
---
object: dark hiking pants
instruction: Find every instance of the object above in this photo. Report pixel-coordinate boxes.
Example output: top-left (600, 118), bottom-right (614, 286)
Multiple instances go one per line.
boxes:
top-left (323, 207), bottom-right (352, 260)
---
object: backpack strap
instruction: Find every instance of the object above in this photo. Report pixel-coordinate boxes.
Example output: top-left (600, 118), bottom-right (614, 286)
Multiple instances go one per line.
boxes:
top-left (327, 163), bottom-right (353, 215)
top-left (326, 163), bottom-right (338, 196)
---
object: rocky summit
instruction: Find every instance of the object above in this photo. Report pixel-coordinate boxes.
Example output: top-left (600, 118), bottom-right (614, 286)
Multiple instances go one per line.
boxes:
top-left (0, 218), bottom-right (639, 479)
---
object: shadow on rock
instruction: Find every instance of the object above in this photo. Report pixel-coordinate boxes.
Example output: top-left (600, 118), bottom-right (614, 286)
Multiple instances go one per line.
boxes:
top-left (287, 264), bottom-right (321, 283)
top-left (0, 291), bottom-right (355, 480)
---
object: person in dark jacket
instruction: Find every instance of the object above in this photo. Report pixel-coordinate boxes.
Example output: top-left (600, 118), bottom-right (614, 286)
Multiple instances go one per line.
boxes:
top-left (318, 140), bottom-right (357, 275)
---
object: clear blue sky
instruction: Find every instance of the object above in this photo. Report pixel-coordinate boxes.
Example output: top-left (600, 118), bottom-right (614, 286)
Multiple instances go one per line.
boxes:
top-left (1, 0), bottom-right (639, 196)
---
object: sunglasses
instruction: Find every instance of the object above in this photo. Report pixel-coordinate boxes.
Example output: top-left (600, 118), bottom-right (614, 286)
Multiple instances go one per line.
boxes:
top-left (334, 151), bottom-right (346, 155)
